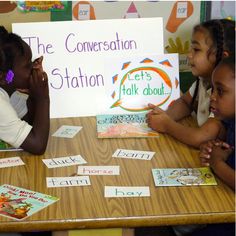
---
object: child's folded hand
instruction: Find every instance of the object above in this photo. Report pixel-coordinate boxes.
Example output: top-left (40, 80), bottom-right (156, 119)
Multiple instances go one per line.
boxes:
top-left (199, 141), bottom-right (214, 166)
top-left (200, 140), bottom-right (234, 167)
top-left (209, 145), bottom-right (233, 169)
top-left (212, 140), bottom-right (232, 150)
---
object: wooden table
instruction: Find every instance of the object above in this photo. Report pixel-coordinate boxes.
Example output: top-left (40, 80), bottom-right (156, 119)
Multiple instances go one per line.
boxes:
top-left (0, 117), bottom-right (235, 232)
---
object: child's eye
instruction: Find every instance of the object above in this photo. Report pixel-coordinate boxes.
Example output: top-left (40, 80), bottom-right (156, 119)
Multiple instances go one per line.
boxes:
top-left (217, 87), bottom-right (224, 96)
top-left (190, 46), bottom-right (200, 53)
top-left (193, 48), bottom-right (200, 52)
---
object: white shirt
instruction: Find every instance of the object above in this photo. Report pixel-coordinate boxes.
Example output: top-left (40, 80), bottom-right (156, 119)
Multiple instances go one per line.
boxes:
top-left (189, 78), bottom-right (213, 126)
top-left (10, 90), bottom-right (28, 119)
top-left (0, 88), bottom-right (32, 148)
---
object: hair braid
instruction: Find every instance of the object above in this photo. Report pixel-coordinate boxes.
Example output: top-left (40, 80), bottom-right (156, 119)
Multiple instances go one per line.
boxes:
top-left (214, 20), bottom-right (224, 67)
top-left (190, 19), bottom-right (235, 108)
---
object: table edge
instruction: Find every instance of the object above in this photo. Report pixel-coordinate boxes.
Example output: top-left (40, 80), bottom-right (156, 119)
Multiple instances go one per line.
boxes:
top-left (1, 212), bottom-right (235, 232)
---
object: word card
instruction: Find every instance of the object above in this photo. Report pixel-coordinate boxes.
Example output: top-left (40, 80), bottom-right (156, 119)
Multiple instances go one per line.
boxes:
top-left (52, 125), bottom-right (82, 138)
top-left (105, 186), bottom-right (150, 198)
top-left (112, 149), bottom-right (155, 160)
top-left (0, 157), bottom-right (25, 168)
top-left (177, 2), bottom-right (188, 18)
top-left (77, 166), bottom-right (120, 175)
top-left (46, 176), bottom-right (91, 188)
top-left (43, 155), bottom-right (87, 168)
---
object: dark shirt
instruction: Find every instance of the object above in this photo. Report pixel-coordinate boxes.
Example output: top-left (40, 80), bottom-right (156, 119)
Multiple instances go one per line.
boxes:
top-left (223, 118), bottom-right (235, 169)
top-left (191, 119), bottom-right (235, 236)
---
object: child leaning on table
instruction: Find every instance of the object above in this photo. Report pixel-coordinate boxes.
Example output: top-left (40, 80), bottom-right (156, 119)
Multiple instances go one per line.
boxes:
top-left (174, 56), bottom-right (235, 236)
top-left (146, 19), bottom-right (235, 148)
top-left (0, 26), bottom-right (50, 154)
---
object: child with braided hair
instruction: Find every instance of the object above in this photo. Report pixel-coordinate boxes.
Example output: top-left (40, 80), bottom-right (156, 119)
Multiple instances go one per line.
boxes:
top-left (147, 19), bottom-right (235, 148)
top-left (0, 26), bottom-right (50, 154)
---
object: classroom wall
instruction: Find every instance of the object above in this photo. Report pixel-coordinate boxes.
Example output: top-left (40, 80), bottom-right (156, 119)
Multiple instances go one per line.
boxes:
top-left (0, 1), bottom-right (202, 71)
top-left (0, 1), bottom-right (235, 92)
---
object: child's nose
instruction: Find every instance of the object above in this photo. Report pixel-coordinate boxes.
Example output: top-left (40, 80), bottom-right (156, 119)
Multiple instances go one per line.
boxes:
top-left (210, 90), bottom-right (216, 101)
top-left (187, 50), bottom-right (192, 59)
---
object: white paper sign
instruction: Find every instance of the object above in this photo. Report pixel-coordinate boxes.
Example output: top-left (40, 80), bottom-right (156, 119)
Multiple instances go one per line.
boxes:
top-left (12, 18), bottom-right (164, 118)
top-left (77, 166), bottom-right (120, 175)
top-left (46, 176), bottom-right (90, 188)
top-left (0, 157), bottom-right (25, 168)
top-left (112, 149), bottom-right (155, 160)
top-left (52, 125), bottom-right (82, 138)
top-left (105, 186), bottom-right (150, 198)
top-left (43, 155), bottom-right (87, 168)
top-left (104, 53), bottom-right (179, 114)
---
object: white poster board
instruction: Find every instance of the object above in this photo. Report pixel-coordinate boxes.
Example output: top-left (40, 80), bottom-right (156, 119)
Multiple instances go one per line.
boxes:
top-left (13, 18), bottom-right (164, 118)
top-left (103, 53), bottom-right (179, 114)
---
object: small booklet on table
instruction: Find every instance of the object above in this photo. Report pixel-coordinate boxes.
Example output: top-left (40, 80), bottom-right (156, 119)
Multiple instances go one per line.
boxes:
top-left (152, 167), bottom-right (217, 186)
top-left (96, 112), bottom-right (159, 138)
top-left (0, 140), bottom-right (22, 152)
top-left (0, 184), bottom-right (59, 220)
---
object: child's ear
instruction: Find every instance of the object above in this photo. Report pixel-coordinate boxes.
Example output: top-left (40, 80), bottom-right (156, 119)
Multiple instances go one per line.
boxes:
top-left (223, 51), bottom-right (230, 58)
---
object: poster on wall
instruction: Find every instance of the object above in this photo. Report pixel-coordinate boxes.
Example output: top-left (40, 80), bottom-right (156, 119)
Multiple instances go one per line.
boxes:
top-left (209, 1), bottom-right (235, 20)
top-left (72, 1), bottom-right (96, 20)
top-left (13, 18), bottom-right (164, 118)
top-left (17, 1), bottom-right (68, 12)
top-left (124, 2), bottom-right (141, 18)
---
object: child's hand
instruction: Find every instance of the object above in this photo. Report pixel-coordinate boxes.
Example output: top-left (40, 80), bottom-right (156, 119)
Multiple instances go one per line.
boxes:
top-left (146, 104), bottom-right (171, 133)
top-left (209, 145), bottom-right (233, 170)
top-left (147, 103), bottom-right (157, 116)
top-left (29, 68), bottom-right (49, 100)
top-left (199, 141), bottom-right (215, 166)
top-left (33, 56), bottom-right (44, 73)
top-left (200, 140), bottom-right (233, 167)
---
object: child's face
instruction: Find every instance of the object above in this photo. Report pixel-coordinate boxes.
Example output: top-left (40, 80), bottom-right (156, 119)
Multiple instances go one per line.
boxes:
top-left (12, 41), bottom-right (33, 90)
top-left (210, 64), bottom-right (235, 120)
top-left (188, 29), bottom-right (216, 80)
